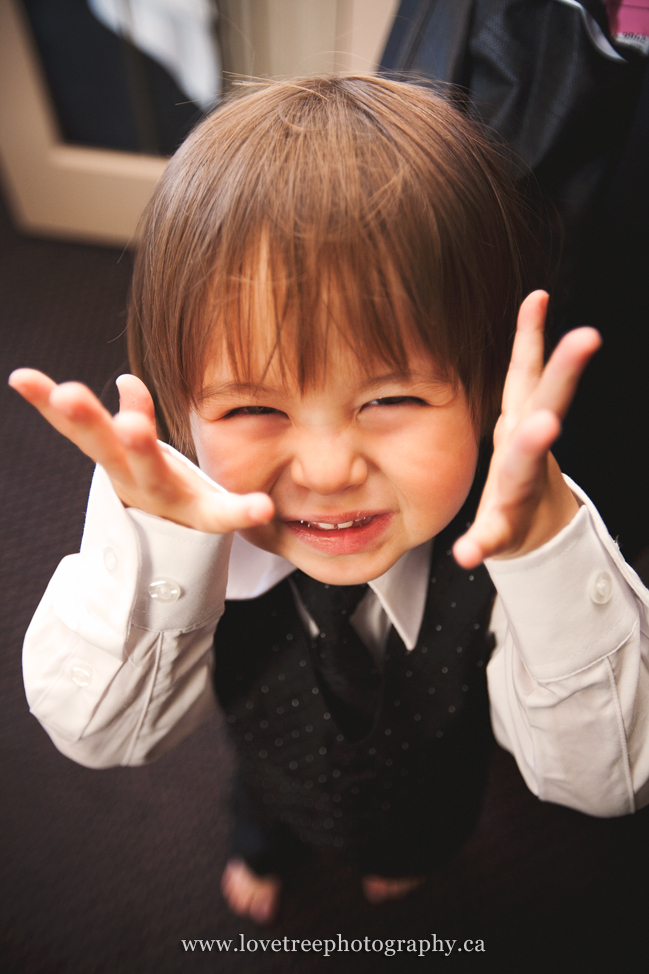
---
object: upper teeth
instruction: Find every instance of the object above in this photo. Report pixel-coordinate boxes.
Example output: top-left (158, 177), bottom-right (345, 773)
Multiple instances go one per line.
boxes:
top-left (301, 520), bottom-right (356, 530)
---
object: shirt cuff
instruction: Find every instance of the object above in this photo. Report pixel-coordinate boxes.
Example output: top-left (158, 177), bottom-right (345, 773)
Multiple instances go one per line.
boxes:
top-left (485, 502), bottom-right (639, 681)
top-left (127, 506), bottom-right (231, 632)
top-left (74, 462), bottom-right (231, 651)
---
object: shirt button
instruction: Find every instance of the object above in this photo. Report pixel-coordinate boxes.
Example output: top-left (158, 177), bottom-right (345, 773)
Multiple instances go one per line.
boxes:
top-left (71, 663), bottom-right (92, 687)
top-left (588, 571), bottom-right (613, 604)
top-left (148, 578), bottom-right (181, 603)
top-left (102, 546), bottom-right (118, 574)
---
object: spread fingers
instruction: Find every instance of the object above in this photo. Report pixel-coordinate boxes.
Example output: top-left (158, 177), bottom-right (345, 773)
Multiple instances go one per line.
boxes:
top-left (529, 327), bottom-right (601, 421)
top-left (501, 291), bottom-right (548, 415)
top-left (10, 370), bottom-right (129, 475)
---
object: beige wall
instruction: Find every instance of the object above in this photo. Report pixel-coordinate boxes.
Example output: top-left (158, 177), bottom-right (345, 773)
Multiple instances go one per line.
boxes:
top-left (220, 0), bottom-right (399, 79)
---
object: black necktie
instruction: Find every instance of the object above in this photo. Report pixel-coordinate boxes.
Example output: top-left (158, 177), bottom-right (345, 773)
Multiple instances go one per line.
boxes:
top-left (292, 571), bottom-right (381, 741)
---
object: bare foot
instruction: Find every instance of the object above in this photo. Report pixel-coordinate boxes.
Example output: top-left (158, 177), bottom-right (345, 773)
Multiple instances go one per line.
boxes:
top-left (362, 874), bottom-right (426, 904)
top-left (220, 859), bottom-right (282, 924)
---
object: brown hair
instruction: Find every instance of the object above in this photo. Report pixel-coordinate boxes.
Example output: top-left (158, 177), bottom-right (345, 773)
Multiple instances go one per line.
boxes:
top-left (128, 74), bottom-right (553, 459)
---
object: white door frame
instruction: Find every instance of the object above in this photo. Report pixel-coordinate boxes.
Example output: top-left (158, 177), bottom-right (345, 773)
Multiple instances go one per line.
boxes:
top-left (0, 0), bottom-right (398, 248)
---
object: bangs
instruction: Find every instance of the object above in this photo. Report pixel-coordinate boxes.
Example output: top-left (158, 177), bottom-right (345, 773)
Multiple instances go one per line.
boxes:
top-left (200, 230), bottom-right (455, 400)
top-left (129, 75), bottom-right (554, 459)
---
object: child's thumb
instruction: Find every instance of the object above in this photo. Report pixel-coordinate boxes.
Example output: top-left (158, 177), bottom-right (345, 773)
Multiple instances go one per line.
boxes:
top-left (205, 491), bottom-right (274, 534)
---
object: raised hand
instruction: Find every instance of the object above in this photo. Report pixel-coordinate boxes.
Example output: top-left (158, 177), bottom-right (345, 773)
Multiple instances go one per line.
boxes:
top-left (8, 369), bottom-right (274, 534)
top-left (453, 291), bottom-right (601, 569)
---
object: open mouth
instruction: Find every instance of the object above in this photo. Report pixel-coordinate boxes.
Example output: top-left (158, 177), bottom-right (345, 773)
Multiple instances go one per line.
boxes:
top-left (284, 513), bottom-right (391, 554)
top-left (296, 516), bottom-right (375, 531)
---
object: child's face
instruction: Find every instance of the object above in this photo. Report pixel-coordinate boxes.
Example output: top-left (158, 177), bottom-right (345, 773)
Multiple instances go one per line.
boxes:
top-left (190, 333), bottom-right (478, 585)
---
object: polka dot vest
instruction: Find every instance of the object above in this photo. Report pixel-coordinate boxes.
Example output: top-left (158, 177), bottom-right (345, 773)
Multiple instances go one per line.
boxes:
top-left (214, 488), bottom-right (496, 875)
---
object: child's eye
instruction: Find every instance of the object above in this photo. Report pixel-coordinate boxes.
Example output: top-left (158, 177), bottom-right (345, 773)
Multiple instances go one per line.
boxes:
top-left (223, 406), bottom-right (282, 418)
top-left (362, 396), bottom-right (427, 409)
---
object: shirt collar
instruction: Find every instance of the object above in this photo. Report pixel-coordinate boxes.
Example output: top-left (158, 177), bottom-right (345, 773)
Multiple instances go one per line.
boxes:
top-left (162, 442), bottom-right (433, 647)
top-left (226, 532), bottom-right (432, 651)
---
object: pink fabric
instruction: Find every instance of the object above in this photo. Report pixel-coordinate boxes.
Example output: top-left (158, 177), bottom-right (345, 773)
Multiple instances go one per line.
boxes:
top-left (605, 0), bottom-right (649, 37)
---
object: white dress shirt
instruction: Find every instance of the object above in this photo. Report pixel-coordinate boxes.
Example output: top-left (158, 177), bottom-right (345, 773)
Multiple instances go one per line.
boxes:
top-left (22, 448), bottom-right (649, 818)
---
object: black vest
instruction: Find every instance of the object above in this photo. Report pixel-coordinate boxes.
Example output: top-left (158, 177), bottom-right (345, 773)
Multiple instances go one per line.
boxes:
top-left (214, 491), bottom-right (495, 873)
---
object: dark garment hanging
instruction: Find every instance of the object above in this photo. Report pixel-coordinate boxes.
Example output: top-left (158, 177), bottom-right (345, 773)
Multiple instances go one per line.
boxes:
top-left (381, 0), bottom-right (641, 232)
top-left (380, 0), bottom-right (649, 562)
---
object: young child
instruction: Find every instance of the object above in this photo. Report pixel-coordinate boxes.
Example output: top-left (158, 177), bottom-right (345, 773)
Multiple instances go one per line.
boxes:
top-left (12, 75), bottom-right (649, 925)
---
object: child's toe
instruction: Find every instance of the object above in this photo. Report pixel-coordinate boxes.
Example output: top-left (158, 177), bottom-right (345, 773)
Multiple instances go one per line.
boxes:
top-left (221, 858), bottom-right (281, 923)
top-left (362, 874), bottom-right (425, 903)
top-left (249, 888), bottom-right (277, 924)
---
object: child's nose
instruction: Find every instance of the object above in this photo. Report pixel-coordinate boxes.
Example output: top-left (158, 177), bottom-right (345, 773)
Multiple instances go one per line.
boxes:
top-left (290, 435), bottom-right (368, 494)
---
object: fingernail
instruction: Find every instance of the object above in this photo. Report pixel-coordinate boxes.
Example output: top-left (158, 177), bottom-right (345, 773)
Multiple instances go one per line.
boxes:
top-left (246, 497), bottom-right (272, 523)
top-left (52, 397), bottom-right (76, 419)
top-left (116, 428), bottom-right (136, 447)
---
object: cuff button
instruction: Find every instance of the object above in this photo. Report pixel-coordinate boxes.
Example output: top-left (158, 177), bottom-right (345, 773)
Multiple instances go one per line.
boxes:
top-left (71, 663), bottom-right (92, 687)
top-left (102, 546), bottom-right (118, 574)
top-left (148, 577), bottom-right (181, 603)
top-left (588, 571), bottom-right (613, 604)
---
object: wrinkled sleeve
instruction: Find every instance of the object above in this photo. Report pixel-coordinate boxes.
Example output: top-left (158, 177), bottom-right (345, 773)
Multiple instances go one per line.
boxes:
top-left (23, 462), bottom-right (231, 768)
top-left (486, 477), bottom-right (649, 817)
